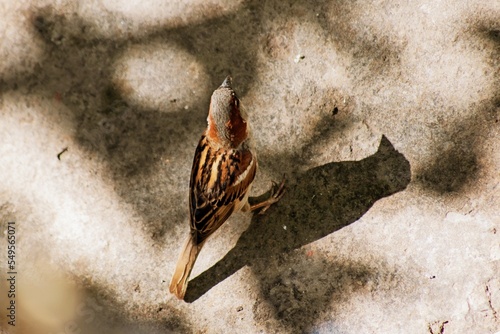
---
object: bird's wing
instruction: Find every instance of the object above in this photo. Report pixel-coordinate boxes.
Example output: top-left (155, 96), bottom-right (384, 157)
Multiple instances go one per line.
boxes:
top-left (189, 135), bottom-right (256, 244)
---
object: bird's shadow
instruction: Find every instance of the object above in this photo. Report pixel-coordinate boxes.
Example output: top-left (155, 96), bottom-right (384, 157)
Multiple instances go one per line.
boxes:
top-left (185, 135), bottom-right (411, 302)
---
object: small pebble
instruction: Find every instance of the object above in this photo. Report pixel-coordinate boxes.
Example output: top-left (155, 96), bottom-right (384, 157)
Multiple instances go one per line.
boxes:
top-left (294, 54), bottom-right (305, 63)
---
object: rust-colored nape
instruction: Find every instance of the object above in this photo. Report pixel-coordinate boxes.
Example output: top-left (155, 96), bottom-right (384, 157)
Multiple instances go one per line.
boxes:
top-left (225, 102), bottom-right (247, 147)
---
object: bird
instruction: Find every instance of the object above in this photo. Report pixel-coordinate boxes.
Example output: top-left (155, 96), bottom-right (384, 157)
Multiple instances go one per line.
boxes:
top-left (169, 76), bottom-right (286, 300)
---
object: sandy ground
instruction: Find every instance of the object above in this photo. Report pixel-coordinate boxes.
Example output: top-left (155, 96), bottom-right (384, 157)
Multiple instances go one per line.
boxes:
top-left (0, 0), bottom-right (499, 333)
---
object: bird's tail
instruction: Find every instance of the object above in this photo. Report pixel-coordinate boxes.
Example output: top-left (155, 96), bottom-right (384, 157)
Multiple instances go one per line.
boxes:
top-left (169, 234), bottom-right (201, 300)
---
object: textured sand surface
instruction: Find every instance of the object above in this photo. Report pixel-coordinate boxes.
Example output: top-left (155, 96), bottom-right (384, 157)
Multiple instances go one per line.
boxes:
top-left (0, 1), bottom-right (499, 333)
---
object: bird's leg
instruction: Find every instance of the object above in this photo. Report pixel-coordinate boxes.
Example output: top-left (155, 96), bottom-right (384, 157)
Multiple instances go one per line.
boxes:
top-left (249, 175), bottom-right (286, 214)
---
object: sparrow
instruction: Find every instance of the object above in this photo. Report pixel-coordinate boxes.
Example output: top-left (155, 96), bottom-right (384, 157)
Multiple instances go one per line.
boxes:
top-left (169, 76), bottom-right (286, 300)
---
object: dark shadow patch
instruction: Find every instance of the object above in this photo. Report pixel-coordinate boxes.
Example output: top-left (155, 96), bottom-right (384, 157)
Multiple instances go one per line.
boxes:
top-left (185, 135), bottom-right (411, 303)
top-left (417, 138), bottom-right (479, 194)
top-left (416, 20), bottom-right (500, 195)
top-left (75, 281), bottom-right (191, 334)
top-left (313, 0), bottom-right (405, 80)
top-left (486, 29), bottom-right (500, 44)
top-left (252, 252), bottom-right (388, 333)
top-left (415, 98), bottom-right (499, 195)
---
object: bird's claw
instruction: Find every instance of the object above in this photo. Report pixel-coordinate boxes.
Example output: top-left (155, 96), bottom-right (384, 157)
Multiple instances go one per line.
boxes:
top-left (257, 174), bottom-right (286, 215)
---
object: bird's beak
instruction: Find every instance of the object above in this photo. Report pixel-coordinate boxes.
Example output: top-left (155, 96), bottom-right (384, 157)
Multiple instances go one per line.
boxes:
top-left (220, 76), bottom-right (232, 89)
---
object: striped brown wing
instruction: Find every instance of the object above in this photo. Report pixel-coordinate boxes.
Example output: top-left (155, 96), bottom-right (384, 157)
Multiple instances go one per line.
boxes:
top-left (189, 135), bottom-right (256, 244)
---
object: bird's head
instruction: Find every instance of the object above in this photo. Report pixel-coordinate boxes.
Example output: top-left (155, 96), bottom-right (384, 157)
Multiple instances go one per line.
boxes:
top-left (207, 76), bottom-right (248, 148)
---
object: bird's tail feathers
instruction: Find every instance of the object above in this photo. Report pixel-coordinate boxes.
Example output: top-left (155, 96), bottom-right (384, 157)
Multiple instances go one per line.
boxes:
top-left (169, 234), bottom-right (201, 300)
